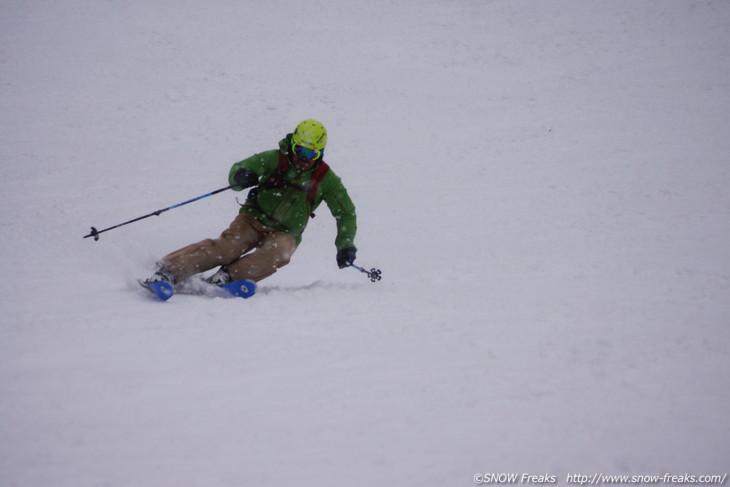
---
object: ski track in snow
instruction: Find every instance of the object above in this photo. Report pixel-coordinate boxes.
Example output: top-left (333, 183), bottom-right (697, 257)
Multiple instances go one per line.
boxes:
top-left (2, 1), bottom-right (729, 486)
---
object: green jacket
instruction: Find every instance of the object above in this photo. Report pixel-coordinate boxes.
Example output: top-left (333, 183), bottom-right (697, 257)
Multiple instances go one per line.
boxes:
top-left (228, 135), bottom-right (357, 249)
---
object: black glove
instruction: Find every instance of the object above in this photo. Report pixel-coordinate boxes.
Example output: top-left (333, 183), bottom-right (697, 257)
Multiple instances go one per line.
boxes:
top-left (336, 247), bottom-right (357, 269)
top-left (233, 168), bottom-right (258, 189)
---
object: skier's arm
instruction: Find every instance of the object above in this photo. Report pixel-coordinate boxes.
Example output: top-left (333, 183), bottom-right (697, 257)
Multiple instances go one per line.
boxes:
top-left (321, 173), bottom-right (357, 251)
top-left (228, 151), bottom-right (278, 191)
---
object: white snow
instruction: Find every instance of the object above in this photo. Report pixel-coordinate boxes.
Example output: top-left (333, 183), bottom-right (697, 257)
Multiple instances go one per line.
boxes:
top-left (2, 1), bottom-right (729, 486)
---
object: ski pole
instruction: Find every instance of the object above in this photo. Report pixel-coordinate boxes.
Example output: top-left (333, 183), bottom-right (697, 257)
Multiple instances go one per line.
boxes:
top-left (84, 185), bottom-right (233, 241)
top-left (351, 264), bottom-right (382, 282)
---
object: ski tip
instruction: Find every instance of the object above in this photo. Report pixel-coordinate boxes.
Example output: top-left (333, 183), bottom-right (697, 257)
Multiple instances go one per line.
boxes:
top-left (139, 280), bottom-right (174, 301)
top-left (222, 279), bottom-right (257, 299)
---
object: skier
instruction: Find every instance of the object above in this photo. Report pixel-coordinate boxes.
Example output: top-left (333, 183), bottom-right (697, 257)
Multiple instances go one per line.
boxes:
top-left (143, 119), bottom-right (357, 288)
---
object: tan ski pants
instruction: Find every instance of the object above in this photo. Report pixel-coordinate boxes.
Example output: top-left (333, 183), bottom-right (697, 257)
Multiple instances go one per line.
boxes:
top-left (159, 213), bottom-right (297, 283)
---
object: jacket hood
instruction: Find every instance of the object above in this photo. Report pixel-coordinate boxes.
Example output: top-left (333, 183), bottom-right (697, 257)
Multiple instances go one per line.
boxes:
top-left (279, 134), bottom-right (294, 159)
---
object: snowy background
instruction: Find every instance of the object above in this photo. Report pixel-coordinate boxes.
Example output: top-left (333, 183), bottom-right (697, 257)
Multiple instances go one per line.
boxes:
top-left (2, 0), bottom-right (729, 485)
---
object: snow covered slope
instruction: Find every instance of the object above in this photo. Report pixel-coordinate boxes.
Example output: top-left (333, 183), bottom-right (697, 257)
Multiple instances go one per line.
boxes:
top-left (2, 1), bottom-right (729, 486)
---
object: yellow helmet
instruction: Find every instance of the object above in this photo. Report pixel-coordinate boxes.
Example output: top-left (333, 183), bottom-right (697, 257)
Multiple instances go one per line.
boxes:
top-left (292, 119), bottom-right (327, 151)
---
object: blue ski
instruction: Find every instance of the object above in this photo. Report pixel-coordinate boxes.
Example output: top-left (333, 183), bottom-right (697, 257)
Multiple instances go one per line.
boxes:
top-left (139, 279), bottom-right (256, 300)
top-left (139, 280), bottom-right (175, 301)
top-left (221, 279), bottom-right (257, 298)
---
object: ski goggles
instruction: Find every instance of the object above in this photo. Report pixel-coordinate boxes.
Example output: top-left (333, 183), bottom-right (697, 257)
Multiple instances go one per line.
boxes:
top-left (292, 143), bottom-right (322, 161)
